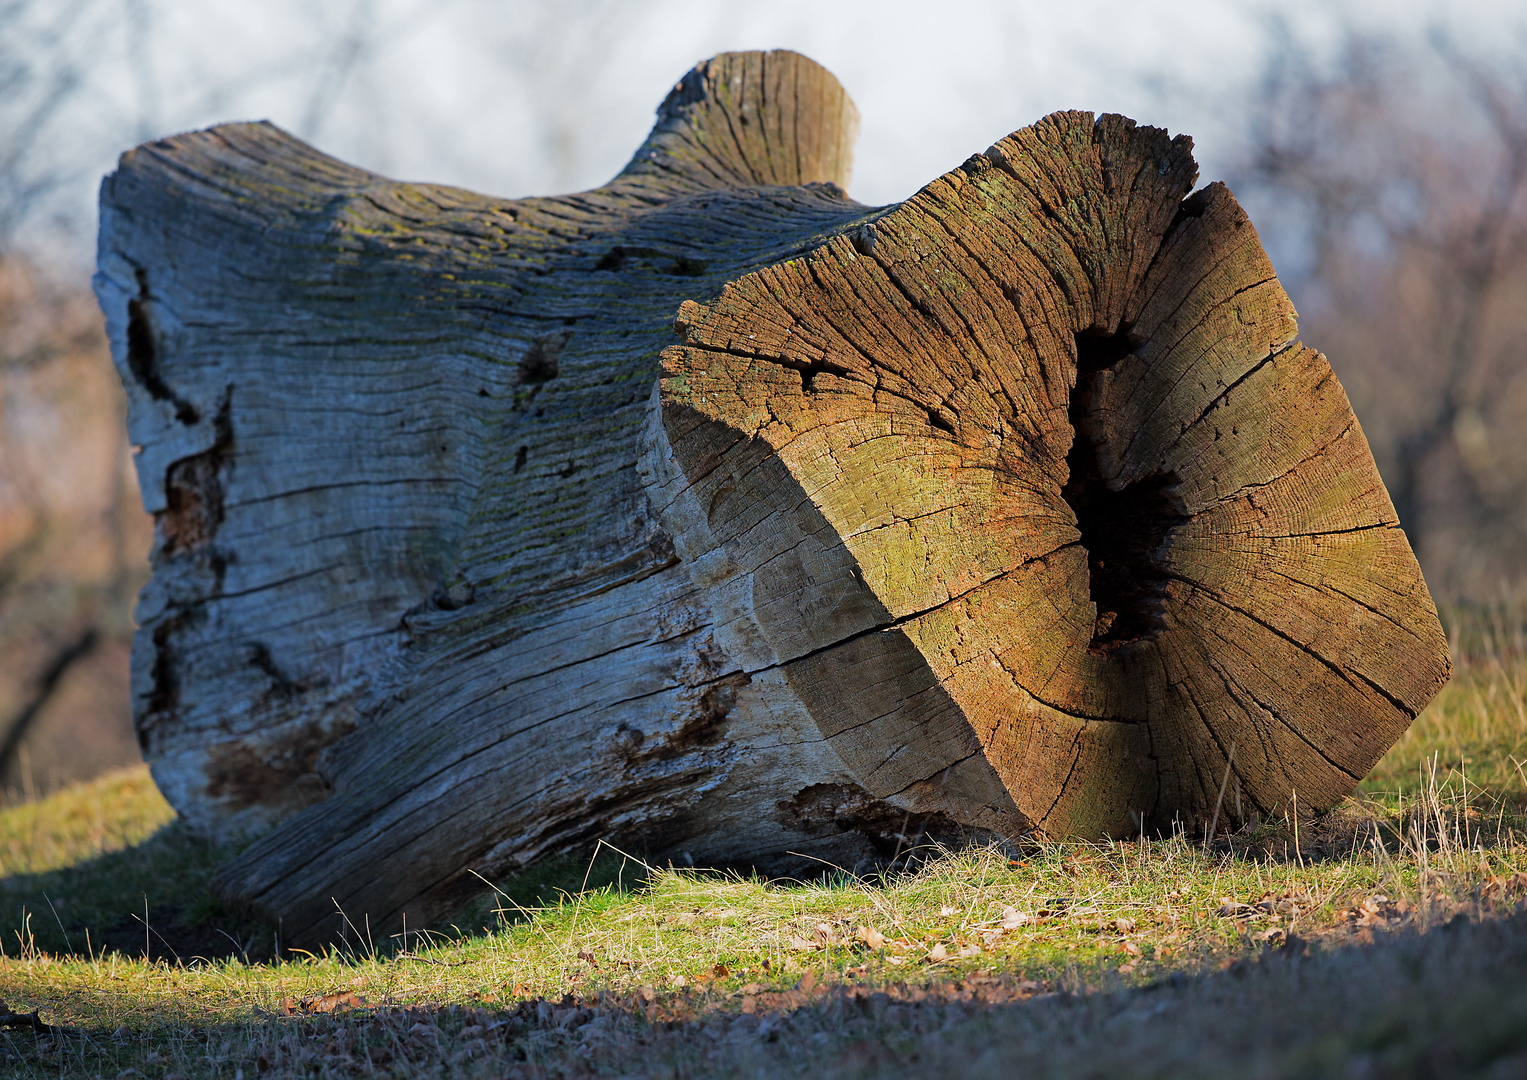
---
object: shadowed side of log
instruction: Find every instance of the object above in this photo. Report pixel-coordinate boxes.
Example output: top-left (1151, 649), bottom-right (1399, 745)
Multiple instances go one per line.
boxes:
top-left (653, 113), bottom-right (1451, 838)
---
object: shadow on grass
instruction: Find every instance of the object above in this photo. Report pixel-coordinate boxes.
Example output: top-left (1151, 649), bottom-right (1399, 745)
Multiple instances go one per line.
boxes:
top-left (0, 820), bottom-right (271, 963)
top-left (6, 895), bottom-right (1527, 1078)
top-left (1, 828), bottom-right (668, 964)
top-left (3, 826), bottom-right (784, 966)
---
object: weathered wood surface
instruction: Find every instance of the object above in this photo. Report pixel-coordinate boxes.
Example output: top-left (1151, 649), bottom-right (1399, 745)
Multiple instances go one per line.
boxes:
top-left (94, 50), bottom-right (1450, 945)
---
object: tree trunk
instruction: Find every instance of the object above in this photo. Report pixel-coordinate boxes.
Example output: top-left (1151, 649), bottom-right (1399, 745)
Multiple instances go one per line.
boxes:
top-left (95, 50), bottom-right (1450, 946)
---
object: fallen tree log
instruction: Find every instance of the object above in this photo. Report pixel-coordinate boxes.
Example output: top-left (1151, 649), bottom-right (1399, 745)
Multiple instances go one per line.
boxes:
top-left (95, 50), bottom-right (1450, 945)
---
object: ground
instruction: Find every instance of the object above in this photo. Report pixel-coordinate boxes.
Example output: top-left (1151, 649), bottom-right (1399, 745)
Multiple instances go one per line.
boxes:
top-left (0, 603), bottom-right (1523, 1078)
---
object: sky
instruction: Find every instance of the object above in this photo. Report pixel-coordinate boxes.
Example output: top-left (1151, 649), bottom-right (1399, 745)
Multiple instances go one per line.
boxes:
top-left (6, 0), bottom-right (1524, 269)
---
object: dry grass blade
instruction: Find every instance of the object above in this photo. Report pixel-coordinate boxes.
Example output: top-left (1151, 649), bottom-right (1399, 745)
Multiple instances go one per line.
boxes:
top-left (1204, 740), bottom-right (1237, 850)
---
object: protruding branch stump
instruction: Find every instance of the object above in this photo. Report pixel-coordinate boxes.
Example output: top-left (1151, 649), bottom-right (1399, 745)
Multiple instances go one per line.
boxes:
top-left (95, 50), bottom-right (1450, 945)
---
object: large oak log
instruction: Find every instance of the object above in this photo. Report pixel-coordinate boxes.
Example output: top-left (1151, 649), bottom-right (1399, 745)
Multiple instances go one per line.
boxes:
top-left (95, 50), bottom-right (1449, 945)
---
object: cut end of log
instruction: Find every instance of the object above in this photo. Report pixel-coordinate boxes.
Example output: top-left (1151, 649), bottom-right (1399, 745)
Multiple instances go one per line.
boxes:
top-left (654, 113), bottom-right (1452, 841)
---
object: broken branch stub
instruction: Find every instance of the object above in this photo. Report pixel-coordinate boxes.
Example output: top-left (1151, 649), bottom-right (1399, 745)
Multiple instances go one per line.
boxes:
top-left (95, 50), bottom-right (1448, 946)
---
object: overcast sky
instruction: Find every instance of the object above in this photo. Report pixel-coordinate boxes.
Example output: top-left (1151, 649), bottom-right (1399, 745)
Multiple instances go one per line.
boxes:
top-left (7, 0), bottom-right (1524, 268)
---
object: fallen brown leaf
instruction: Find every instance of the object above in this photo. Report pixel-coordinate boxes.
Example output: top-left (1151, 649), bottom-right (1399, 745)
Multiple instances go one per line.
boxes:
top-left (278, 991), bottom-right (367, 1016)
top-left (1000, 906), bottom-right (1031, 930)
top-left (857, 926), bottom-right (887, 949)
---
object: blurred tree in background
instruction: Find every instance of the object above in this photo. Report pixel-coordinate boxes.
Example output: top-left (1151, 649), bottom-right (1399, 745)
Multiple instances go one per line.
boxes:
top-left (1235, 28), bottom-right (1527, 601)
top-left (1, 0), bottom-right (149, 796)
top-left (0, 259), bottom-right (147, 798)
top-left (0, 0), bottom-right (1522, 799)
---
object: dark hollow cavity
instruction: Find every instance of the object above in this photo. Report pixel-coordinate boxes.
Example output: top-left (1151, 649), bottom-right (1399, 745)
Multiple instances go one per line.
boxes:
top-left (1062, 328), bottom-right (1188, 652)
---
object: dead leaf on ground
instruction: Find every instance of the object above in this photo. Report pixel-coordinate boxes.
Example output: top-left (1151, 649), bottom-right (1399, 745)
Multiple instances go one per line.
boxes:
top-left (576, 949), bottom-right (598, 967)
top-left (1000, 906), bottom-right (1032, 929)
top-left (787, 934), bottom-right (818, 951)
top-left (926, 943), bottom-right (949, 962)
top-left (279, 991), bottom-right (367, 1015)
top-left (857, 926), bottom-right (887, 949)
top-left (1342, 894), bottom-right (1405, 929)
top-left (1112, 917), bottom-right (1137, 934)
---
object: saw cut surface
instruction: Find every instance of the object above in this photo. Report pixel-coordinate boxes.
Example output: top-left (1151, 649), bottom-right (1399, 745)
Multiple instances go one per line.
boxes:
top-left (656, 112), bottom-right (1450, 838)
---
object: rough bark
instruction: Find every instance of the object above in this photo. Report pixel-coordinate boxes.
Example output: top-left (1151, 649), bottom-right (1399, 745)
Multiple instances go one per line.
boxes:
top-left (94, 50), bottom-right (1450, 946)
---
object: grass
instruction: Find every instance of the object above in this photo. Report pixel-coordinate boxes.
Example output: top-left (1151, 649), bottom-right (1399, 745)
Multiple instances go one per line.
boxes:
top-left (1, 604), bottom-right (1525, 1077)
top-left (1362, 600), bottom-right (1527, 806)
